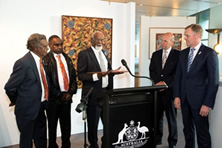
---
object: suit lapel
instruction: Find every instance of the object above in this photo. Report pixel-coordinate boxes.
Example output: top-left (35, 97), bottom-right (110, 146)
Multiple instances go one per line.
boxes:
top-left (89, 47), bottom-right (101, 70)
top-left (28, 52), bottom-right (41, 84)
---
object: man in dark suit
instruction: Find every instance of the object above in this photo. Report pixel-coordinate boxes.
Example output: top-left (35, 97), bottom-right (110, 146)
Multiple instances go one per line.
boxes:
top-left (149, 32), bottom-right (179, 148)
top-left (174, 24), bottom-right (219, 148)
top-left (77, 31), bottom-right (122, 148)
top-left (43, 35), bottom-right (77, 148)
top-left (4, 33), bottom-right (49, 148)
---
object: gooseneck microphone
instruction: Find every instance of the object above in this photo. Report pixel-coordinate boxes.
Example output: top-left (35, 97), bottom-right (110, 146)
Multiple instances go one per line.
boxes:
top-left (121, 59), bottom-right (154, 86)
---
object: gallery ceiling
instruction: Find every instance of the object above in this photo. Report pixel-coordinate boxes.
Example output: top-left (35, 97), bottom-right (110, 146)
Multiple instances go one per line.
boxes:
top-left (102, 0), bottom-right (222, 32)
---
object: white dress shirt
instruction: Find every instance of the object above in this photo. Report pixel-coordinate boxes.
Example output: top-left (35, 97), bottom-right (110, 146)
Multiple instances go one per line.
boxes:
top-left (91, 46), bottom-right (108, 88)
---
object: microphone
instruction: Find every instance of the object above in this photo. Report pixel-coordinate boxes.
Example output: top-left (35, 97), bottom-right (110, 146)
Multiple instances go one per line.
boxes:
top-left (121, 59), bottom-right (154, 86)
top-left (75, 87), bottom-right (94, 113)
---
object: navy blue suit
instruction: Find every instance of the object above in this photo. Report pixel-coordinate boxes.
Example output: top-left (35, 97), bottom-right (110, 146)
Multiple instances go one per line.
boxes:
top-left (150, 48), bottom-right (179, 147)
top-left (174, 44), bottom-right (219, 148)
top-left (4, 52), bottom-right (48, 148)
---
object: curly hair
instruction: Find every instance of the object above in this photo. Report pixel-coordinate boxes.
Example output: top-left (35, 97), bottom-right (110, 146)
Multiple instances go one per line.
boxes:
top-left (26, 33), bottom-right (47, 51)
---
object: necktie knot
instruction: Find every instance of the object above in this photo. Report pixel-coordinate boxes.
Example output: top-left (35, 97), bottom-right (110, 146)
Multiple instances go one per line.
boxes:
top-left (57, 55), bottom-right (61, 59)
top-left (191, 48), bottom-right (195, 52)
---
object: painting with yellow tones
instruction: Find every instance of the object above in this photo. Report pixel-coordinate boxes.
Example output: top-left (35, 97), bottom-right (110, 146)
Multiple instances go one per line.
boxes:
top-left (62, 15), bottom-right (113, 88)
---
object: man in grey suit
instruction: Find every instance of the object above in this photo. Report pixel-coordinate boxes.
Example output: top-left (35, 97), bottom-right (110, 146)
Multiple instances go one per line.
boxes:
top-left (4, 33), bottom-right (49, 148)
top-left (174, 24), bottom-right (219, 148)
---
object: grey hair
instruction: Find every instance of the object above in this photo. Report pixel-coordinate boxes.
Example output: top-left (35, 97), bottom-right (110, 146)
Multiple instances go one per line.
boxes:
top-left (26, 33), bottom-right (46, 51)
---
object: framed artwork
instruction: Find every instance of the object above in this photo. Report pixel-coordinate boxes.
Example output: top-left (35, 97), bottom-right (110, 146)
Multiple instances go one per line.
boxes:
top-left (149, 27), bottom-right (186, 58)
top-left (62, 15), bottom-right (113, 88)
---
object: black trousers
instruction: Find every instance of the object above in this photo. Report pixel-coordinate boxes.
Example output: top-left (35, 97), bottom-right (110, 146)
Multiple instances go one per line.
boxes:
top-left (181, 98), bottom-right (211, 148)
top-left (16, 101), bottom-right (48, 148)
top-left (156, 91), bottom-right (178, 147)
top-left (86, 105), bottom-right (103, 148)
top-left (48, 102), bottom-right (71, 148)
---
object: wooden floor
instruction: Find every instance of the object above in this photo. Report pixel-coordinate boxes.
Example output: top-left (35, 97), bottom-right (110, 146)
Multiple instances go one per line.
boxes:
top-left (3, 110), bottom-right (185, 148)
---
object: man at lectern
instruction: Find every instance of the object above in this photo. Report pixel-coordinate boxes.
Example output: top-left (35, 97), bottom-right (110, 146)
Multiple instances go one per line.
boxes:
top-left (77, 31), bottom-right (123, 148)
top-left (149, 32), bottom-right (180, 148)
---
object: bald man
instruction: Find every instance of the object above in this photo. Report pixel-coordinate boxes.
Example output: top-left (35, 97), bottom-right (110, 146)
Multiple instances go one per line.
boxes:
top-left (149, 32), bottom-right (180, 148)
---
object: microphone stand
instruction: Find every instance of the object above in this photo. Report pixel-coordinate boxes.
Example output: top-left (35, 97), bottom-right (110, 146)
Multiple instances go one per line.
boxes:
top-left (75, 87), bottom-right (94, 148)
top-left (82, 106), bottom-right (88, 148)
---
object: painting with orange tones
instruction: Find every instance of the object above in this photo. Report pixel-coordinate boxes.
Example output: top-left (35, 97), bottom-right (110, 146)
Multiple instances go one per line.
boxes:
top-left (62, 15), bottom-right (113, 88)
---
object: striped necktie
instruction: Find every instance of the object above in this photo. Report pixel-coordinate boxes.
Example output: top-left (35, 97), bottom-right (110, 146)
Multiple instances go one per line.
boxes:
top-left (162, 50), bottom-right (168, 69)
top-left (187, 48), bottom-right (195, 72)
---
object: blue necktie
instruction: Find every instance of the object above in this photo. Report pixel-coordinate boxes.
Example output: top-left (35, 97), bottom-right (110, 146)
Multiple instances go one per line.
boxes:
top-left (187, 48), bottom-right (195, 72)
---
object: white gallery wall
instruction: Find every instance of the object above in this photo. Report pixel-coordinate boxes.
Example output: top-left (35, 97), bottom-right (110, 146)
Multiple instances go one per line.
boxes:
top-left (139, 16), bottom-right (196, 86)
top-left (0, 0), bottom-right (135, 147)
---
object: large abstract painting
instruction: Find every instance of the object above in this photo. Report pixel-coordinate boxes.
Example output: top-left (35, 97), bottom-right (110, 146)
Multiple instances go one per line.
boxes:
top-left (62, 15), bottom-right (113, 87)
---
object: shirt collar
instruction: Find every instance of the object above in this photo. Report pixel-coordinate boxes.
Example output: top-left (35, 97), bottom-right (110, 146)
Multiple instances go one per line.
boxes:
top-left (53, 52), bottom-right (63, 58)
top-left (163, 47), bottom-right (172, 54)
top-left (191, 42), bottom-right (201, 51)
top-left (30, 51), bottom-right (40, 61)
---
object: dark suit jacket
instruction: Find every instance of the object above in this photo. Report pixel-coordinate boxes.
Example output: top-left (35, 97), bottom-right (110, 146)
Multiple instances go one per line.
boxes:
top-left (77, 47), bottom-right (113, 106)
top-left (174, 44), bottom-right (219, 109)
top-left (4, 52), bottom-right (42, 120)
top-left (43, 52), bottom-right (77, 103)
top-left (150, 48), bottom-right (180, 90)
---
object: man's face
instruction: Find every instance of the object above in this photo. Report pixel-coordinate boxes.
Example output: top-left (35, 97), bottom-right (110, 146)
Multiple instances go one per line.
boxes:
top-left (161, 34), bottom-right (173, 50)
top-left (184, 28), bottom-right (199, 47)
top-left (91, 32), bottom-right (104, 50)
top-left (49, 37), bottom-right (63, 54)
top-left (36, 39), bottom-right (48, 58)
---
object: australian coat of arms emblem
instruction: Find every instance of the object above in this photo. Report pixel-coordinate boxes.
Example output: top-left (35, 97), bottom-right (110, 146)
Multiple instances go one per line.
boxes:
top-left (112, 120), bottom-right (149, 148)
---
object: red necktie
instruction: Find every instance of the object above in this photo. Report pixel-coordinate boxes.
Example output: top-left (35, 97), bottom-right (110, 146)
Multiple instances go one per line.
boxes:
top-left (40, 58), bottom-right (48, 100)
top-left (57, 55), bottom-right (69, 91)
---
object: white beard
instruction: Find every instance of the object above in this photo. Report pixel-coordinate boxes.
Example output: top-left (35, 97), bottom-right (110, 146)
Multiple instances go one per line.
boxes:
top-left (95, 45), bottom-right (103, 51)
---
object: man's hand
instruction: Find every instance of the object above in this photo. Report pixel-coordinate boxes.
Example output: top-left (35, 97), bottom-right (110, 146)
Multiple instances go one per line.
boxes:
top-left (97, 71), bottom-right (110, 78)
top-left (174, 97), bottom-right (181, 110)
top-left (111, 66), bottom-right (124, 75)
top-left (9, 102), bottom-right (15, 107)
top-left (155, 81), bottom-right (166, 86)
top-left (155, 81), bottom-right (166, 91)
top-left (61, 93), bottom-right (72, 101)
top-left (200, 105), bottom-right (210, 117)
